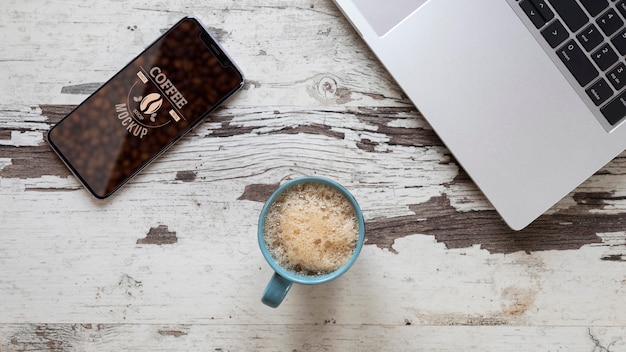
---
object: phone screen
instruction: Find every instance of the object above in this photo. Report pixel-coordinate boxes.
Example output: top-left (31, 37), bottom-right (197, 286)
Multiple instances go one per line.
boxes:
top-left (48, 17), bottom-right (244, 199)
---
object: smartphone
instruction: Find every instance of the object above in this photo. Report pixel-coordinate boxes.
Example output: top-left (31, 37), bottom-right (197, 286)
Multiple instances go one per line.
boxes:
top-left (47, 16), bottom-right (244, 199)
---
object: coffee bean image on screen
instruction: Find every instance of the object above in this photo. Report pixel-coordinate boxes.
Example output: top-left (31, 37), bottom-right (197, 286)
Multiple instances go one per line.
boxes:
top-left (140, 93), bottom-right (164, 115)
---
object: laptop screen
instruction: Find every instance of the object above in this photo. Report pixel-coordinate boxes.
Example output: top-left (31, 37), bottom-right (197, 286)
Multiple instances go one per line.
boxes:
top-left (351, 0), bottom-right (427, 36)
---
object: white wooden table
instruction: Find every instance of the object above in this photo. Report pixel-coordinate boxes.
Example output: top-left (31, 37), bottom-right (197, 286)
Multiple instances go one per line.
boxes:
top-left (1, 1), bottom-right (626, 351)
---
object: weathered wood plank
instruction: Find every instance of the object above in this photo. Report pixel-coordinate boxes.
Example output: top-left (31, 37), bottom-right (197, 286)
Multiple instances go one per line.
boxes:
top-left (3, 104), bottom-right (626, 253)
top-left (1, 324), bottom-right (625, 352)
top-left (0, 1), bottom-right (403, 107)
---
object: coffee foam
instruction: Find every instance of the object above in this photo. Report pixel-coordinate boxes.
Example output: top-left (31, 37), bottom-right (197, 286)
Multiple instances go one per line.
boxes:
top-left (263, 182), bottom-right (359, 276)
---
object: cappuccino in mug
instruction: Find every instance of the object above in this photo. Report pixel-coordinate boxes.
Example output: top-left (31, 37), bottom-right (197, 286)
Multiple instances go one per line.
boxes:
top-left (262, 181), bottom-right (359, 276)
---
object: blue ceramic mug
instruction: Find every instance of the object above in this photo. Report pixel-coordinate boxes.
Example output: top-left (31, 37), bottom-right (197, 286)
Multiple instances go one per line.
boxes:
top-left (258, 177), bottom-right (365, 308)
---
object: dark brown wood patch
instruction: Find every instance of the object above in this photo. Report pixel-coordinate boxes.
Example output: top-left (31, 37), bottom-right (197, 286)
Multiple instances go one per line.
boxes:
top-left (237, 183), bottom-right (280, 203)
top-left (137, 225), bottom-right (178, 245)
top-left (365, 193), bottom-right (616, 254)
top-left (175, 170), bottom-right (197, 182)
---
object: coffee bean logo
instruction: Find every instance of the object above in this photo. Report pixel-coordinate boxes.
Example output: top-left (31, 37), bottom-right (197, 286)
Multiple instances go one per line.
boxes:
top-left (139, 93), bottom-right (163, 115)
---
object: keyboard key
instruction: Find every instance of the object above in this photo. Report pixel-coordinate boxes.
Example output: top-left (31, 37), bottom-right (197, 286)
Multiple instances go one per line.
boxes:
top-left (601, 91), bottom-right (626, 125)
top-left (520, 0), bottom-right (546, 28)
top-left (577, 24), bottom-right (604, 51)
top-left (541, 20), bottom-right (568, 48)
top-left (611, 28), bottom-right (626, 55)
top-left (598, 9), bottom-right (624, 36)
top-left (547, 0), bottom-right (589, 32)
top-left (607, 63), bottom-right (626, 90)
top-left (530, 0), bottom-right (554, 21)
top-left (580, 0), bottom-right (609, 17)
top-left (617, 0), bottom-right (626, 19)
top-left (557, 40), bottom-right (599, 86)
top-left (592, 44), bottom-right (619, 71)
top-left (586, 78), bottom-right (613, 106)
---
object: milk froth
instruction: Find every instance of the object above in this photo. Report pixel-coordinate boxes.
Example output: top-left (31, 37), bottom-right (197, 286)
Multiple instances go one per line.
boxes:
top-left (263, 182), bottom-right (359, 276)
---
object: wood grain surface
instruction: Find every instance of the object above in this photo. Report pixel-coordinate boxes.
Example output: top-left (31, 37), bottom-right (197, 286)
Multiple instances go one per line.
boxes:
top-left (1, 1), bottom-right (626, 351)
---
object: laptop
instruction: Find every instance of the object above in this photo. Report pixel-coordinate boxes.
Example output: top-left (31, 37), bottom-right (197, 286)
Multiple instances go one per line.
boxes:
top-left (333, 0), bottom-right (626, 230)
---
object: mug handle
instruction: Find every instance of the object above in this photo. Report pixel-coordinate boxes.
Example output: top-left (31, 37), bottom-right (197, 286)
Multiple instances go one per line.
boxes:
top-left (262, 273), bottom-right (292, 308)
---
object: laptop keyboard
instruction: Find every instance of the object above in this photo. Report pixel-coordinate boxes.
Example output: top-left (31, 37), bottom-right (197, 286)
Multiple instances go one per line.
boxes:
top-left (517, 0), bottom-right (626, 129)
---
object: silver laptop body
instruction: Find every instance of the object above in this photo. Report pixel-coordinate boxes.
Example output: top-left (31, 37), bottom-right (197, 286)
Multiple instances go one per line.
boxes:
top-left (333, 0), bottom-right (626, 230)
